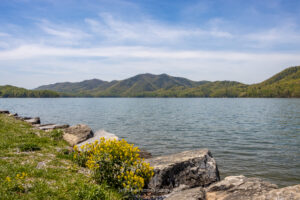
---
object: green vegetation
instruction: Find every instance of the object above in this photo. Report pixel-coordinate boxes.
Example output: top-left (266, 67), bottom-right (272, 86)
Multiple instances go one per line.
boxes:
top-left (242, 66), bottom-right (300, 97)
top-left (3, 66), bottom-right (300, 98)
top-left (73, 139), bottom-right (154, 195)
top-left (0, 114), bottom-right (123, 199)
top-left (0, 85), bottom-right (60, 98)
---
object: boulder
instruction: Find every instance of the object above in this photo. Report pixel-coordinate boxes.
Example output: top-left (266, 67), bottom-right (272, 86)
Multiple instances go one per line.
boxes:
top-left (145, 149), bottom-right (220, 195)
top-left (0, 110), bottom-right (9, 114)
top-left (8, 113), bottom-right (18, 117)
top-left (256, 184), bottom-right (300, 200)
top-left (38, 124), bottom-right (69, 131)
top-left (63, 124), bottom-right (93, 146)
top-left (164, 175), bottom-right (300, 200)
top-left (77, 130), bottom-right (118, 149)
top-left (165, 187), bottom-right (206, 200)
top-left (25, 117), bottom-right (41, 125)
top-left (206, 175), bottom-right (278, 200)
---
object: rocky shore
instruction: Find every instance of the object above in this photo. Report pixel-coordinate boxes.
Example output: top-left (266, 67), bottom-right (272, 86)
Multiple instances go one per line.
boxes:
top-left (1, 109), bottom-right (299, 200)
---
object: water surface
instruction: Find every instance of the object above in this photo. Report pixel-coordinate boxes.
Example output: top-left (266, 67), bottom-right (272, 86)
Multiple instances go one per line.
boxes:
top-left (1, 98), bottom-right (299, 187)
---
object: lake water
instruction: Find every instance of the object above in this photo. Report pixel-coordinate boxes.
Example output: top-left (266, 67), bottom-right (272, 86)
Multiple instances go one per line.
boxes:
top-left (0, 98), bottom-right (299, 187)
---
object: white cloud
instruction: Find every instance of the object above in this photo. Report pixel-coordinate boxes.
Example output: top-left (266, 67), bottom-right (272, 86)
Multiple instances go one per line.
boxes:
top-left (84, 13), bottom-right (233, 45)
top-left (0, 32), bottom-right (10, 37)
top-left (244, 22), bottom-right (300, 45)
top-left (38, 20), bottom-right (90, 41)
top-left (0, 44), bottom-right (299, 62)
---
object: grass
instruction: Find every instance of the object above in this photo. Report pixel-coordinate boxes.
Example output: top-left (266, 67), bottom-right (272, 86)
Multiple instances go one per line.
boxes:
top-left (0, 114), bottom-right (124, 200)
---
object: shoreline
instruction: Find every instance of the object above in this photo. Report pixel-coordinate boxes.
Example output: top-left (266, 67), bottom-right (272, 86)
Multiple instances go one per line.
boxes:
top-left (1, 109), bottom-right (299, 199)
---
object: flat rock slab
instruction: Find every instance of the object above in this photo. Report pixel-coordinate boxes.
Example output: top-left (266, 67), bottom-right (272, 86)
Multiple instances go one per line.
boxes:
top-left (146, 149), bottom-right (220, 195)
top-left (63, 124), bottom-right (93, 146)
top-left (77, 130), bottom-right (118, 149)
top-left (39, 124), bottom-right (69, 130)
top-left (165, 187), bottom-right (206, 200)
top-left (206, 175), bottom-right (278, 200)
top-left (25, 117), bottom-right (41, 125)
top-left (16, 116), bottom-right (31, 120)
top-left (164, 176), bottom-right (300, 200)
top-left (256, 184), bottom-right (300, 200)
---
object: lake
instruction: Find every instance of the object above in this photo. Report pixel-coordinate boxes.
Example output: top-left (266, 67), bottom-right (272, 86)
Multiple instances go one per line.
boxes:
top-left (0, 98), bottom-right (299, 187)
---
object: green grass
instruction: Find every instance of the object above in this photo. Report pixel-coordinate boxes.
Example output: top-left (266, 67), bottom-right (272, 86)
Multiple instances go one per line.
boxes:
top-left (0, 114), bottom-right (123, 200)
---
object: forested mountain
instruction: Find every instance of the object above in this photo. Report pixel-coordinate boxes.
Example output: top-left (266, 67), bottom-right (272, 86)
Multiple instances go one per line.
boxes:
top-left (243, 66), bottom-right (300, 97)
top-left (36, 73), bottom-right (209, 97)
top-left (36, 79), bottom-right (113, 94)
top-left (35, 66), bottom-right (300, 97)
top-left (2, 66), bottom-right (299, 98)
top-left (0, 85), bottom-right (60, 98)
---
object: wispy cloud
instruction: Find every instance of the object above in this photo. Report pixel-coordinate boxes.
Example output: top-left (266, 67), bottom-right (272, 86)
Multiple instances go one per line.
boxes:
top-left (245, 25), bottom-right (300, 43)
top-left (35, 20), bottom-right (91, 46)
top-left (0, 44), bottom-right (299, 63)
top-left (0, 32), bottom-right (11, 37)
top-left (0, 44), bottom-right (256, 60)
top-left (85, 13), bottom-right (233, 45)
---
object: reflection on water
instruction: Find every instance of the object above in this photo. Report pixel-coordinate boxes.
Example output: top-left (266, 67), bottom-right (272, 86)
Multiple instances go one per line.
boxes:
top-left (1, 98), bottom-right (299, 187)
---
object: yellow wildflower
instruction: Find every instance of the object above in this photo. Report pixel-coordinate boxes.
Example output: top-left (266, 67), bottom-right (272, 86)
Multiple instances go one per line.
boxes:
top-left (5, 176), bottom-right (11, 182)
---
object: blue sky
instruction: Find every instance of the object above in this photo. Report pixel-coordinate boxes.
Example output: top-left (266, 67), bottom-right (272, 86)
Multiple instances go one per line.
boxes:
top-left (0, 0), bottom-right (300, 88)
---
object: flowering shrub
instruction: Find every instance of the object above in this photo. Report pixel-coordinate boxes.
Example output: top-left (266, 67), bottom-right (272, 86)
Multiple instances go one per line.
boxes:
top-left (73, 138), bottom-right (154, 194)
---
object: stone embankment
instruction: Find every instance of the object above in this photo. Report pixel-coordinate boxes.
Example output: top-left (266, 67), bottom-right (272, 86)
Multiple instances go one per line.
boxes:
top-left (1, 110), bottom-right (299, 200)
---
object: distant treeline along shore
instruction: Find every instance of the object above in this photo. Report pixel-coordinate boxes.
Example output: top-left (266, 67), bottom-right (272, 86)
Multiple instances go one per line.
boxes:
top-left (1, 66), bottom-right (299, 98)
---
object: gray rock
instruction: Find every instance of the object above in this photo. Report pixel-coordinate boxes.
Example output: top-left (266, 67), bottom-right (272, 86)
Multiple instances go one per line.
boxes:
top-left (24, 117), bottom-right (41, 124)
top-left (206, 175), bottom-right (278, 200)
top-left (8, 113), bottom-right (18, 117)
top-left (146, 149), bottom-right (220, 195)
top-left (256, 184), bottom-right (300, 200)
top-left (36, 161), bottom-right (47, 169)
top-left (17, 116), bottom-right (32, 120)
top-left (77, 130), bottom-right (118, 149)
top-left (25, 117), bottom-right (41, 125)
top-left (63, 124), bottom-right (93, 146)
top-left (165, 187), bottom-right (206, 200)
top-left (0, 110), bottom-right (9, 114)
top-left (39, 124), bottom-right (69, 130)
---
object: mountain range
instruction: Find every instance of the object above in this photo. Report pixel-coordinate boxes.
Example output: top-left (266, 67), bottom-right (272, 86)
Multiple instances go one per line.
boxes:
top-left (1, 66), bottom-right (299, 98)
top-left (36, 73), bottom-right (210, 97)
top-left (35, 66), bottom-right (300, 98)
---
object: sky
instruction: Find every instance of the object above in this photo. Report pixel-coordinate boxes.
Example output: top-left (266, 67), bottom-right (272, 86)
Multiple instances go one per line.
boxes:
top-left (0, 0), bottom-right (300, 89)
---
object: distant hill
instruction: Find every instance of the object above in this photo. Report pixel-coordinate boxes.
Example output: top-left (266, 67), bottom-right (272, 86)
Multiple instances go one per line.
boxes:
top-left (7, 65), bottom-right (300, 98)
top-left (0, 85), bottom-right (60, 98)
top-left (36, 79), bottom-right (111, 94)
top-left (242, 66), bottom-right (300, 97)
top-left (142, 81), bottom-right (248, 97)
top-left (36, 73), bottom-right (209, 97)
